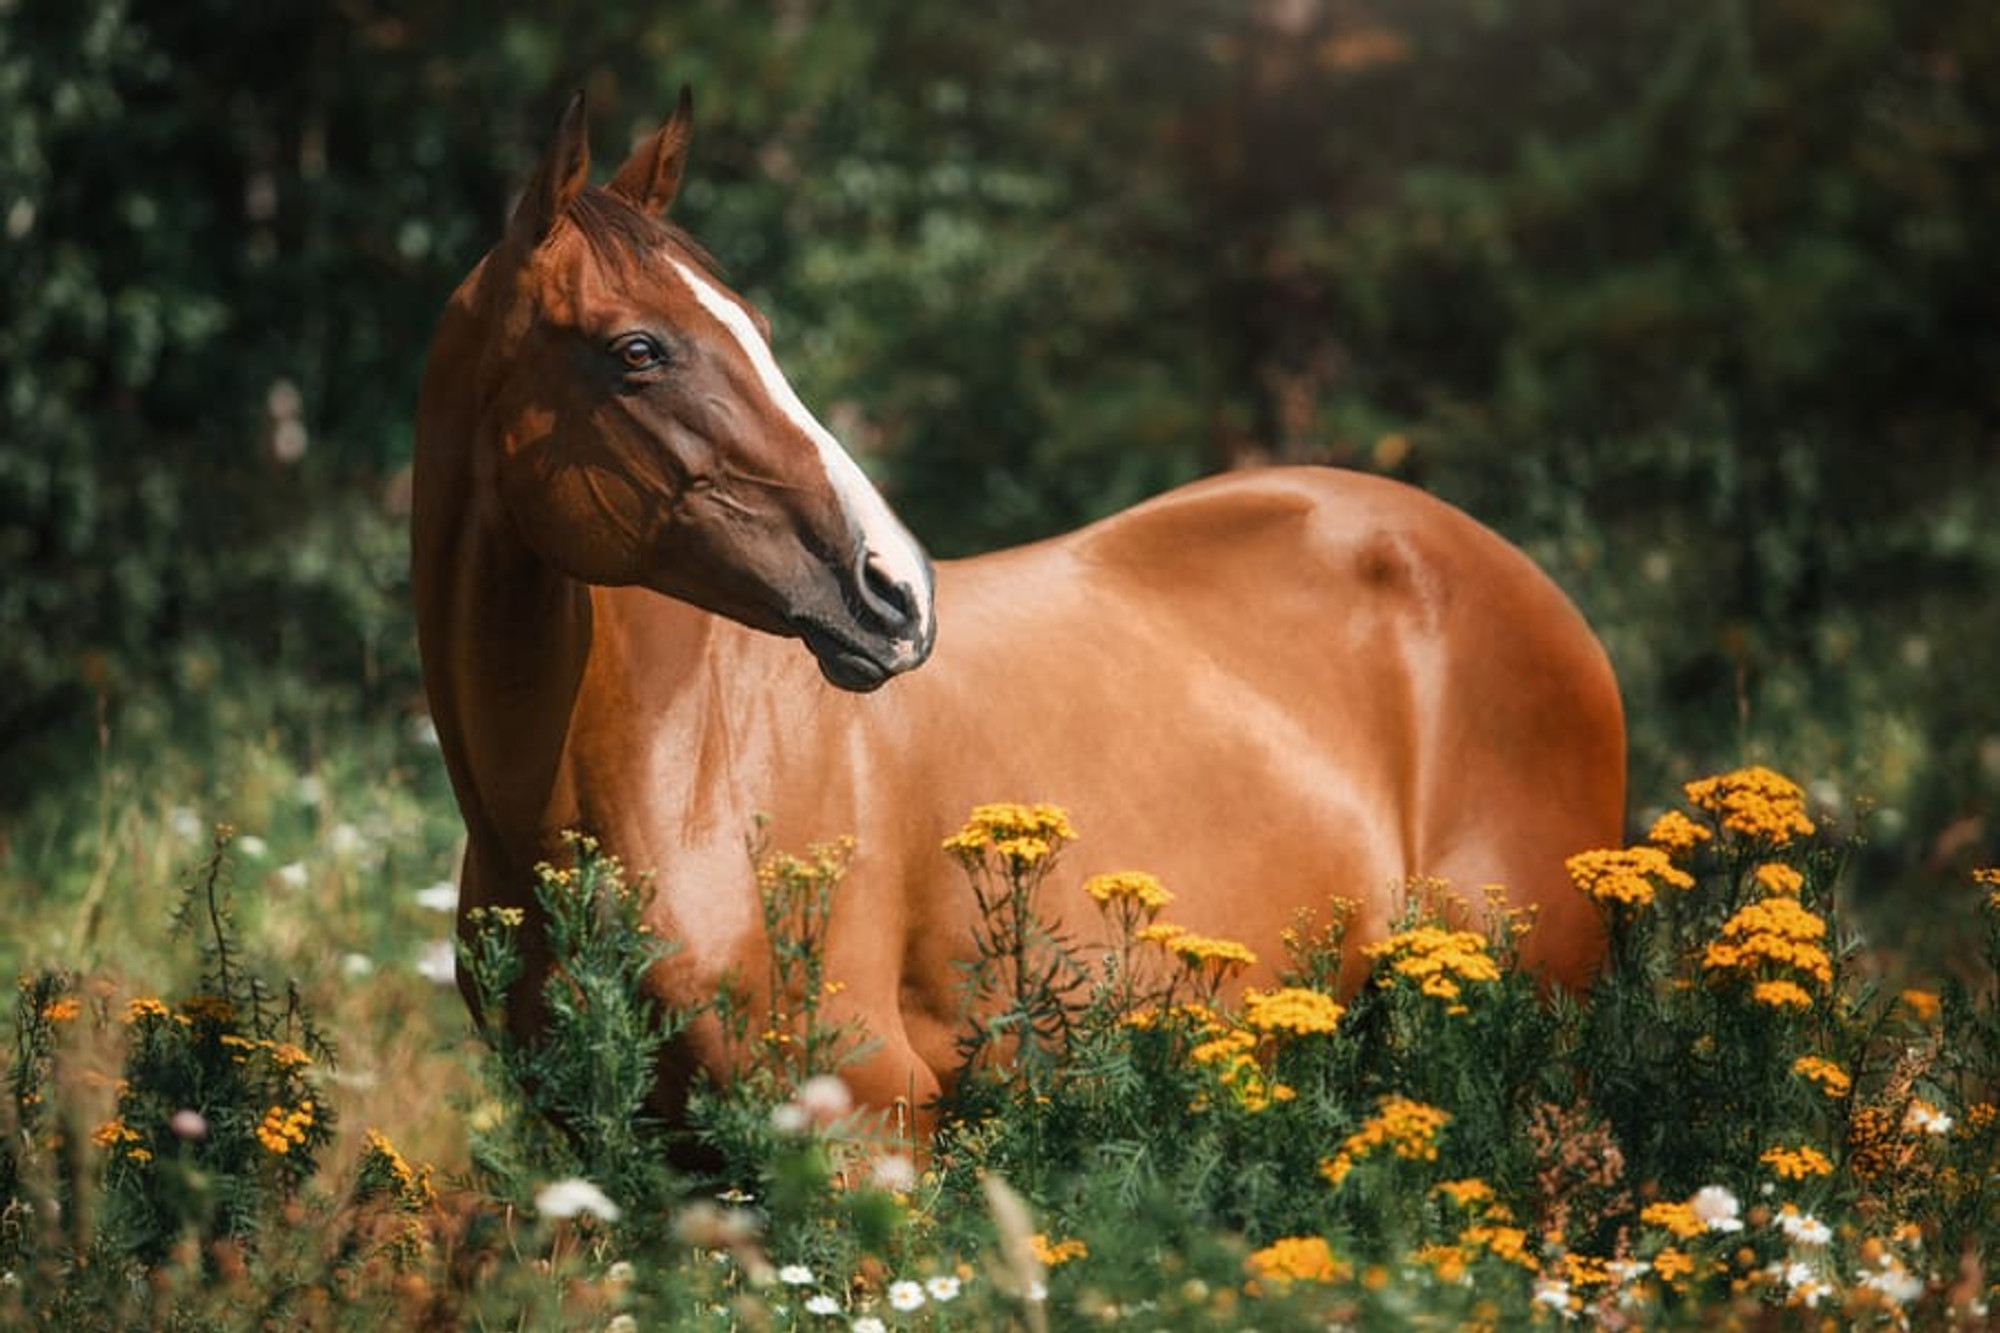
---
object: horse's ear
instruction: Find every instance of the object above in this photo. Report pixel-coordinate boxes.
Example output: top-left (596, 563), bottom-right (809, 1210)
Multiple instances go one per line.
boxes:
top-left (608, 85), bottom-right (694, 217)
top-left (506, 91), bottom-right (592, 251)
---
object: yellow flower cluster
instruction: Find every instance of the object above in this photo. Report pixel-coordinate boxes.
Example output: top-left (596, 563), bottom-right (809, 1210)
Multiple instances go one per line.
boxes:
top-left (1760, 1143), bottom-right (1835, 1180)
top-left (1639, 1200), bottom-right (1704, 1239)
top-left (1185, 1016), bottom-right (1296, 1114)
top-left (1170, 933), bottom-right (1258, 971)
top-left (256, 1099), bottom-right (316, 1155)
top-left (1977, 866), bottom-right (2000, 912)
top-left (1083, 870), bottom-right (1172, 913)
top-left (1245, 1235), bottom-right (1348, 1286)
top-left (360, 1128), bottom-right (436, 1207)
top-left (1163, 932), bottom-right (1260, 998)
top-left (1751, 979), bottom-right (1815, 1011)
top-left (1027, 1233), bottom-right (1088, 1266)
top-left (220, 1033), bottom-right (314, 1070)
top-left (1645, 809), bottom-right (1713, 853)
top-left (92, 1117), bottom-right (153, 1164)
top-left (941, 802), bottom-right (1077, 869)
top-left (39, 997), bottom-right (79, 1024)
top-left (1240, 986), bottom-right (1345, 1037)
top-left (1791, 1055), bottom-right (1851, 1099)
top-left (268, 1041), bottom-right (313, 1069)
top-left (124, 997), bottom-right (172, 1024)
top-left (1702, 896), bottom-right (1833, 1007)
top-left (1432, 1178), bottom-right (1506, 1216)
top-left (1320, 1095), bottom-right (1450, 1187)
top-left (1652, 1248), bottom-right (1696, 1284)
top-left (1751, 862), bottom-right (1805, 896)
top-left (1683, 766), bottom-right (1816, 845)
top-left (1459, 1223), bottom-right (1536, 1270)
top-left (1363, 925), bottom-right (1500, 1009)
top-left (1564, 846), bottom-right (1696, 909)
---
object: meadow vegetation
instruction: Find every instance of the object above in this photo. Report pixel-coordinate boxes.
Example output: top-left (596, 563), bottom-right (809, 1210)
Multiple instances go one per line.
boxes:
top-left (1, 688), bottom-right (1992, 1329)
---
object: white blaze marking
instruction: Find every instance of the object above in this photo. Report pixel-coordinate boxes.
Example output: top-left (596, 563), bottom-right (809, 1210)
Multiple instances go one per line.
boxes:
top-left (668, 257), bottom-right (932, 650)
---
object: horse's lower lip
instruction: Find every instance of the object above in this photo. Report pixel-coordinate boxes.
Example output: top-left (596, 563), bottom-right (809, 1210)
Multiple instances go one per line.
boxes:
top-left (817, 650), bottom-right (890, 692)
top-left (801, 626), bottom-right (894, 692)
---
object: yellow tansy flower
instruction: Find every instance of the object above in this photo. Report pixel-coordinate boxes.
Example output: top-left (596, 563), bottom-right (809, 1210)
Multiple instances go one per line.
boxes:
top-left (1364, 925), bottom-right (1500, 1008)
top-left (1170, 934), bottom-right (1257, 970)
top-left (1791, 1055), bottom-right (1851, 1099)
top-left (1639, 1201), bottom-right (1704, 1240)
top-left (1245, 1235), bottom-right (1348, 1286)
top-left (1751, 862), bottom-right (1805, 896)
top-left (1652, 1248), bottom-right (1694, 1284)
top-left (1760, 1144), bottom-right (1834, 1180)
top-left (1083, 870), bottom-right (1172, 913)
top-left (942, 803), bottom-right (1077, 868)
top-left (1683, 766), bottom-right (1815, 845)
top-left (1320, 1095), bottom-right (1450, 1187)
top-left (1752, 979), bottom-right (1815, 1011)
top-left (255, 1100), bottom-right (316, 1155)
top-left (1703, 895), bottom-right (1833, 1004)
top-left (1461, 1223), bottom-right (1536, 1270)
top-left (1028, 1233), bottom-right (1088, 1266)
top-left (1240, 986), bottom-right (1345, 1037)
top-left (1565, 845), bottom-right (1696, 909)
top-left (1433, 1178), bottom-right (1508, 1218)
top-left (1646, 809), bottom-right (1713, 854)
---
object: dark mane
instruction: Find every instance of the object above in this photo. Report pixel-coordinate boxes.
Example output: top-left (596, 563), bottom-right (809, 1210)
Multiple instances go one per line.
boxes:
top-left (567, 186), bottom-right (722, 282)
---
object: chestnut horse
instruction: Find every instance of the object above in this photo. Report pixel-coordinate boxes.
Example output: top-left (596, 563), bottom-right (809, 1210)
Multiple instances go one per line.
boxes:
top-left (413, 92), bottom-right (1626, 1138)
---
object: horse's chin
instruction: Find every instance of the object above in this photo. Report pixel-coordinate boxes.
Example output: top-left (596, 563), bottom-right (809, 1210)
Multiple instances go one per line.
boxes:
top-left (815, 650), bottom-right (892, 693)
top-left (801, 625), bottom-right (931, 693)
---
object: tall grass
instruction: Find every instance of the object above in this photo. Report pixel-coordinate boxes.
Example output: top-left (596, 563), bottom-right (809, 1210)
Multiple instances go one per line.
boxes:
top-left (0, 729), bottom-right (1993, 1327)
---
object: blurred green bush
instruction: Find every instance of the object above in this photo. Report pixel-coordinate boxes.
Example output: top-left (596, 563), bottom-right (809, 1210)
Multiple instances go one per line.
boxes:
top-left (3, 0), bottom-right (1994, 873)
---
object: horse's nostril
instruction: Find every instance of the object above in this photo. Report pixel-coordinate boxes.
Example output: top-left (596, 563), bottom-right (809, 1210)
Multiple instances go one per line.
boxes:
top-left (859, 551), bottom-right (920, 633)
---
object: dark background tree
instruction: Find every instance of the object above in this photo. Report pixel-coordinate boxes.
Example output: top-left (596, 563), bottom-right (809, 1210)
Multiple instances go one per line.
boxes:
top-left (4, 0), bottom-right (1994, 882)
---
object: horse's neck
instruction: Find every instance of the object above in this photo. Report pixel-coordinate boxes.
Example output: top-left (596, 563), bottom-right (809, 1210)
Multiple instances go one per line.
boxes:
top-left (413, 297), bottom-right (598, 866)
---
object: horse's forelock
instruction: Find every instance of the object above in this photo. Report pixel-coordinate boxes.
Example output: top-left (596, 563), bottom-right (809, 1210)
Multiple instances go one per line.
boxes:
top-left (566, 187), bottom-right (722, 286)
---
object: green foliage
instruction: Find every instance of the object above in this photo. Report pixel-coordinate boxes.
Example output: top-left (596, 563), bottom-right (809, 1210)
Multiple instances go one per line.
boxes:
top-left (458, 832), bottom-right (688, 1217)
top-left (0, 833), bottom-right (435, 1328)
top-left (0, 769), bottom-right (1995, 1326)
top-left (89, 831), bottom-right (338, 1262)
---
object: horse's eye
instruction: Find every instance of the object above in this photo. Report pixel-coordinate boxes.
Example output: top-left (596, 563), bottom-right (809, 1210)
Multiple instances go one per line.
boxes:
top-left (611, 333), bottom-right (667, 373)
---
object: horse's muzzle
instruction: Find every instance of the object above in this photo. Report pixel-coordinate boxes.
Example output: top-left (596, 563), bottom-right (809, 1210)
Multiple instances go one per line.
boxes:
top-left (802, 549), bottom-right (936, 692)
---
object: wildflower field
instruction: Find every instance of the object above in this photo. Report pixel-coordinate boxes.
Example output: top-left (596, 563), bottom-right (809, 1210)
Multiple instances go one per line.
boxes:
top-left (0, 689), bottom-right (1994, 1331)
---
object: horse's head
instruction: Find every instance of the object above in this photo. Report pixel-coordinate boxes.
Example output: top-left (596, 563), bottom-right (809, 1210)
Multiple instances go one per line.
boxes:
top-left (469, 91), bottom-right (933, 691)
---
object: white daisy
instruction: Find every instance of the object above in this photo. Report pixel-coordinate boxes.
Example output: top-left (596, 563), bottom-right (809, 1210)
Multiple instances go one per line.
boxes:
top-left (533, 1177), bottom-right (622, 1223)
top-left (1691, 1184), bottom-right (1744, 1232)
